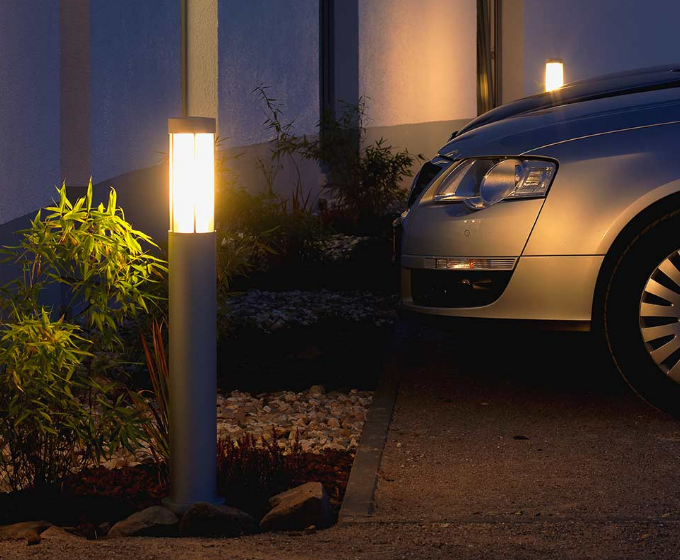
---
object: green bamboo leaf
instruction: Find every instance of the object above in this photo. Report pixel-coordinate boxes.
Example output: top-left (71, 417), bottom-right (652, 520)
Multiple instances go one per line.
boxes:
top-left (58, 184), bottom-right (67, 211)
top-left (86, 178), bottom-right (93, 210)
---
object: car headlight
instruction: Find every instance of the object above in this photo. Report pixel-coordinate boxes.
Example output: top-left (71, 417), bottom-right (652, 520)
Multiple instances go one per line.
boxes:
top-left (433, 158), bottom-right (557, 210)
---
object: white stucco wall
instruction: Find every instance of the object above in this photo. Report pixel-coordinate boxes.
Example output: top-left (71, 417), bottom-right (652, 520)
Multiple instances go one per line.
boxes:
top-left (217, 0), bottom-right (319, 147)
top-left (358, 0), bottom-right (477, 127)
top-left (523, 0), bottom-right (680, 96)
top-left (501, 0), bottom-right (524, 104)
top-left (0, 3), bottom-right (60, 224)
top-left (187, 0), bottom-right (218, 121)
top-left (90, 0), bottom-right (182, 182)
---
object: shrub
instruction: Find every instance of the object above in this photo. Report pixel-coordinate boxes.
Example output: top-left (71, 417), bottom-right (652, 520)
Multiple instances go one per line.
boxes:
top-left (0, 310), bottom-right (140, 490)
top-left (302, 98), bottom-right (422, 225)
top-left (1, 182), bottom-right (167, 353)
top-left (218, 188), bottom-right (325, 257)
top-left (214, 182), bottom-right (329, 302)
top-left (253, 86), bottom-right (424, 230)
top-left (214, 187), bottom-right (281, 276)
top-left (0, 183), bottom-right (165, 489)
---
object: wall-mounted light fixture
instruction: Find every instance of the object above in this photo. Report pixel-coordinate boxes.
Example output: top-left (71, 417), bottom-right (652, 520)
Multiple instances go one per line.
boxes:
top-left (164, 116), bottom-right (222, 513)
top-left (545, 58), bottom-right (564, 92)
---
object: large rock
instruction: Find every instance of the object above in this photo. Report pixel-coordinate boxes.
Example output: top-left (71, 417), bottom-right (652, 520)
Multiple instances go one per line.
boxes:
top-left (260, 482), bottom-right (332, 531)
top-left (179, 502), bottom-right (257, 538)
top-left (40, 526), bottom-right (82, 541)
top-left (107, 506), bottom-right (178, 538)
top-left (0, 520), bottom-right (51, 543)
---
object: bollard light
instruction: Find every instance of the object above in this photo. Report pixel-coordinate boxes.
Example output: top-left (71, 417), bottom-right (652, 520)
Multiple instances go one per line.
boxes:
top-left (169, 117), bottom-right (215, 233)
top-left (545, 58), bottom-right (564, 92)
top-left (164, 116), bottom-right (223, 513)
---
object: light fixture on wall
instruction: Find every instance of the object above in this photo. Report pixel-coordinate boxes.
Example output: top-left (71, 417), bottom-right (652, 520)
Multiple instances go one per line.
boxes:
top-left (545, 58), bottom-right (564, 92)
top-left (164, 116), bottom-right (222, 513)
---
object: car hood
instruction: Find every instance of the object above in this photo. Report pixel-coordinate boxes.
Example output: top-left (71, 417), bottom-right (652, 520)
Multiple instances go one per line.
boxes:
top-left (439, 86), bottom-right (680, 159)
top-left (457, 63), bottom-right (680, 137)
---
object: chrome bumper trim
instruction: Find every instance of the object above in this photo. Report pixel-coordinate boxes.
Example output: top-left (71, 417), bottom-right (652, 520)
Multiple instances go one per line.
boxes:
top-left (402, 254), bottom-right (518, 271)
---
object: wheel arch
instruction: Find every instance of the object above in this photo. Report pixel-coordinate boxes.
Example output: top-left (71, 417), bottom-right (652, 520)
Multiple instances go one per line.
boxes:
top-left (591, 190), bottom-right (680, 331)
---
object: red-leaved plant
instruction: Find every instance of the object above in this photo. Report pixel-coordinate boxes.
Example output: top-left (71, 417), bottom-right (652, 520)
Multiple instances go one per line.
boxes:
top-left (130, 319), bottom-right (170, 480)
top-left (216, 429), bottom-right (301, 518)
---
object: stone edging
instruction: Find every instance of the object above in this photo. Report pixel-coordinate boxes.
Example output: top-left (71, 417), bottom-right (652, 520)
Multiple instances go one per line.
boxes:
top-left (338, 345), bottom-right (401, 521)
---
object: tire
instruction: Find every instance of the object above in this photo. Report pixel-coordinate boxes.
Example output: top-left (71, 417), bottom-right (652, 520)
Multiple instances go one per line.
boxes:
top-left (604, 210), bottom-right (680, 418)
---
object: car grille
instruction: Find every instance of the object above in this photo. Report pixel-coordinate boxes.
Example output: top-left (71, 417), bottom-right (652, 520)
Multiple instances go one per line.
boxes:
top-left (407, 159), bottom-right (450, 207)
top-left (410, 269), bottom-right (512, 308)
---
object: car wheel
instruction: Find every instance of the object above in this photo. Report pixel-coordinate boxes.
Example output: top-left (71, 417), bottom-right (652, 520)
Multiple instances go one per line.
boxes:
top-left (605, 211), bottom-right (680, 418)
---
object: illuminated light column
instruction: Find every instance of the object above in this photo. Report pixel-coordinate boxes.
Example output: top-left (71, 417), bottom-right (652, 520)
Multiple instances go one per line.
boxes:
top-left (545, 58), bottom-right (564, 92)
top-left (164, 116), bottom-right (222, 513)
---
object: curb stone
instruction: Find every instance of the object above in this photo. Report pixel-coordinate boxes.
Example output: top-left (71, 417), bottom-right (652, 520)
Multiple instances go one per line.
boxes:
top-left (338, 321), bottom-right (406, 521)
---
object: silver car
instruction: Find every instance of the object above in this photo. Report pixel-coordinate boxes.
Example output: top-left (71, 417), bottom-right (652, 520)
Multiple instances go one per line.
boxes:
top-left (399, 64), bottom-right (680, 416)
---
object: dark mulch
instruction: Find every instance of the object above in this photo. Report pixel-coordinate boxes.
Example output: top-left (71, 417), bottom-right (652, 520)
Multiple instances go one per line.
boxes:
top-left (0, 449), bottom-right (355, 539)
top-left (218, 320), bottom-right (392, 394)
top-left (228, 236), bottom-right (398, 294)
top-left (0, 465), bottom-right (164, 538)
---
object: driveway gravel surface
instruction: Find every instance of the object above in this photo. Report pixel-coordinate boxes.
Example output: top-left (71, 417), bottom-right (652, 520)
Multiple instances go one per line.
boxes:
top-left (4, 520), bottom-right (680, 560)
top-left (372, 327), bottom-right (680, 557)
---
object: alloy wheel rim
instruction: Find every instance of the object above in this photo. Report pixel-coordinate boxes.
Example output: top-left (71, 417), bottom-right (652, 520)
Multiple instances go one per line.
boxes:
top-left (639, 250), bottom-right (680, 382)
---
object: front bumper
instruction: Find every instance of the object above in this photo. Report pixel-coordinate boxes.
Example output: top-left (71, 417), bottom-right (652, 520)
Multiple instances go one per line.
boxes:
top-left (396, 306), bottom-right (591, 332)
top-left (400, 254), bottom-right (604, 327)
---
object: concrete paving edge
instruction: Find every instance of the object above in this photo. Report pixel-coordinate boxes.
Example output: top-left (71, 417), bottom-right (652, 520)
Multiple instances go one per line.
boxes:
top-left (338, 351), bottom-right (401, 522)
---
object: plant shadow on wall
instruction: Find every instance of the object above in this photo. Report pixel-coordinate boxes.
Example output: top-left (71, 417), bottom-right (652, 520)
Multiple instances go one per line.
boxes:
top-left (214, 86), bottom-right (423, 394)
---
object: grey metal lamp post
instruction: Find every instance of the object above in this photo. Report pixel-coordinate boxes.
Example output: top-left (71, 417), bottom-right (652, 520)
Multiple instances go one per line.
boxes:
top-left (163, 116), bottom-right (223, 513)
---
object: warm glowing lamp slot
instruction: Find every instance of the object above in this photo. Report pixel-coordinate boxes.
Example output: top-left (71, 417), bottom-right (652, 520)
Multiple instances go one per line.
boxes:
top-left (169, 119), bottom-right (215, 233)
top-left (545, 59), bottom-right (564, 92)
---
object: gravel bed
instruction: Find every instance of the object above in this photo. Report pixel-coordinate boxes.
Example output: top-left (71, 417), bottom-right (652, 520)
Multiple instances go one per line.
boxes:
top-left (216, 386), bottom-right (372, 453)
top-left (100, 385), bottom-right (372, 470)
top-left (224, 290), bottom-right (397, 332)
top-left (313, 233), bottom-right (371, 262)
